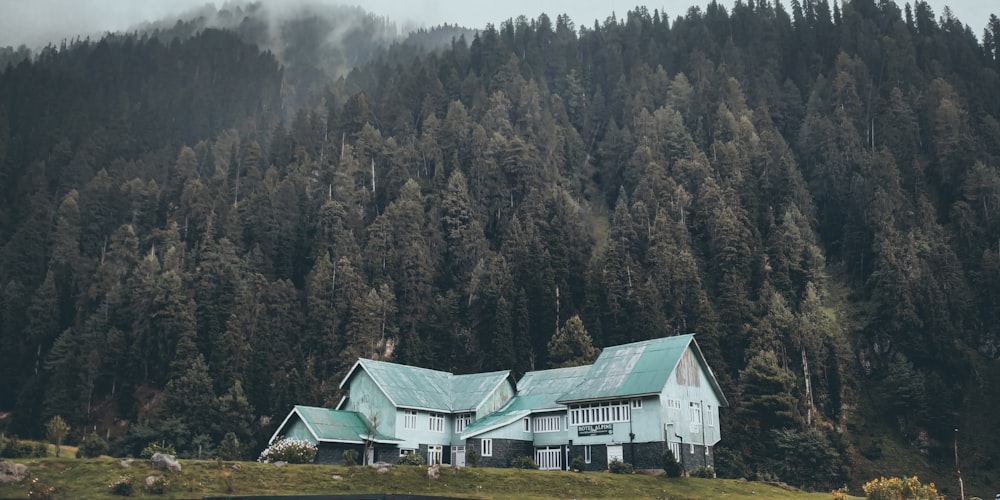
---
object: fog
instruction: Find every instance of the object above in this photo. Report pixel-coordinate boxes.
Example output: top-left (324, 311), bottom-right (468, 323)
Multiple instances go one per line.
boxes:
top-left (0, 0), bottom-right (994, 49)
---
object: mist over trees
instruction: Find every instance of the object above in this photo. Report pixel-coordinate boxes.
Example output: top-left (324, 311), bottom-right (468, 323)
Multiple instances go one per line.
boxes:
top-left (1, 0), bottom-right (999, 493)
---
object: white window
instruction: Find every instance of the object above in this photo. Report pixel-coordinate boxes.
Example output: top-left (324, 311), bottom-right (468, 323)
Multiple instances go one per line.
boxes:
top-left (568, 400), bottom-right (631, 426)
top-left (533, 415), bottom-right (561, 433)
top-left (399, 448), bottom-right (415, 457)
top-left (523, 417), bottom-right (530, 432)
top-left (427, 445), bottom-right (443, 465)
top-left (666, 398), bottom-right (682, 410)
top-left (689, 402), bottom-right (702, 430)
top-left (584, 445), bottom-right (592, 464)
top-left (631, 398), bottom-right (642, 409)
top-left (481, 439), bottom-right (493, 457)
top-left (404, 410), bottom-right (418, 430)
top-left (706, 404), bottom-right (714, 427)
top-left (455, 413), bottom-right (472, 433)
top-left (668, 442), bottom-right (681, 460)
top-left (429, 412), bottom-right (444, 432)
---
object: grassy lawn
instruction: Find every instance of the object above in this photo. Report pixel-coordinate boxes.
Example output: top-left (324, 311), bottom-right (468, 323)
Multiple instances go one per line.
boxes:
top-left (0, 456), bottom-right (854, 499)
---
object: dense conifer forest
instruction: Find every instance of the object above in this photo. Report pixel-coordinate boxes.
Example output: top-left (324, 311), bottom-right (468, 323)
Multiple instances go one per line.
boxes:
top-left (1, 0), bottom-right (999, 494)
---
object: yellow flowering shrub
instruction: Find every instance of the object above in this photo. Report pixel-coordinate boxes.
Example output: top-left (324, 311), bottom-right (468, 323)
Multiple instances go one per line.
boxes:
top-left (862, 476), bottom-right (942, 500)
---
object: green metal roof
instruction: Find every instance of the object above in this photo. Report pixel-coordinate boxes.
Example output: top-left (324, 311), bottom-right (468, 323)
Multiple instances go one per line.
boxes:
top-left (508, 365), bottom-right (592, 411)
top-left (272, 405), bottom-right (402, 444)
top-left (557, 334), bottom-right (728, 406)
top-left (451, 371), bottom-right (513, 411)
top-left (341, 359), bottom-right (511, 412)
top-left (460, 365), bottom-right (590, 438)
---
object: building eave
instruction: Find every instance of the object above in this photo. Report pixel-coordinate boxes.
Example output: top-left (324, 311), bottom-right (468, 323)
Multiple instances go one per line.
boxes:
top-left (339, 359), bottom-right (400, 408)
top-left (268, 406), bottom-right (319, 445)
top-left (556, 392), bottom-right (660, 405)
top-left (469, 371), bottom-right (513, 413)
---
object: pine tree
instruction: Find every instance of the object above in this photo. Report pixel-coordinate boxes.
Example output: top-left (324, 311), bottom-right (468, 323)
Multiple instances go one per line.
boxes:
top-left (547, 315), bottom-right (600, 368)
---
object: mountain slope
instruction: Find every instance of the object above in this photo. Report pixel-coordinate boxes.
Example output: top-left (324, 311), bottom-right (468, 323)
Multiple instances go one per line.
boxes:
top-left (0, 0), bottom-right (998, 496)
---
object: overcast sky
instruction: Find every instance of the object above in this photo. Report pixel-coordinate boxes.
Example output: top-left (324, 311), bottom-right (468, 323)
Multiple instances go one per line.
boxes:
top-left (0, 0), bottom-right (994, 49)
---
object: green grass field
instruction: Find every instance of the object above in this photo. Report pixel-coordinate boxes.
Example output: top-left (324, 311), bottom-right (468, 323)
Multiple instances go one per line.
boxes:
top-left (0, 455), bottom-right (855, 499)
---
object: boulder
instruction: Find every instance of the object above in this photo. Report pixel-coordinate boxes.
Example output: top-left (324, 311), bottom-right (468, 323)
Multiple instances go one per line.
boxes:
top-left (427, 463), bottom-right (440, 480)
top-left (332, 475), bottom-right (343, 481)
top-left (120, 459), bottom-right (134, 468)
top-left (376, 465), bottom-right (389, 474)
top-left (145, 475), bottom-right (164, 487)
top-left (150, 452), bottom-right (182, 472)
top-left (0, 461), bottom-right (29, 484)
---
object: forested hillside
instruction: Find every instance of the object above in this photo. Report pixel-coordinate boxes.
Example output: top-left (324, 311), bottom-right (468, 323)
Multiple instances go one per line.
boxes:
top-left (1, 0), bottom-right (999, 494)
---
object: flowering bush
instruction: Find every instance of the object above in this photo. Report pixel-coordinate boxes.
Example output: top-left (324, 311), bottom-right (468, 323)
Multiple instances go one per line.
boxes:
top-left (862, 476), bottom-right (942, 500)
top-left (144, 475), bottom-right (169, 494)
top-left (108, 474), bottom-right (135, 496)
top-left (831, 485), bottom-right (850, 499)
top-left (258, 437), bottom-right (317, 464)
top-left (27, 478), bottom-right (56, 499)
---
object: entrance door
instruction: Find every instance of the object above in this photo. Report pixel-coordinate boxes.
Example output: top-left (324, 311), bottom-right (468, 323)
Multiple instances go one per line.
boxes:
top-left (451, 446), bottom-right (466, 467)
top-left (535, 447), bottom-right (562, 470)
top-left (427, 445), bottom-right (443, 465)
top-left (606, 444), bottom-right (624, 466)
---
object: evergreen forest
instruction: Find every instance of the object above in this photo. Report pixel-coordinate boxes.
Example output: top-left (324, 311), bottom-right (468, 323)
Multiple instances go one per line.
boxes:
top-left (1, 0), bottom-right (999, 494)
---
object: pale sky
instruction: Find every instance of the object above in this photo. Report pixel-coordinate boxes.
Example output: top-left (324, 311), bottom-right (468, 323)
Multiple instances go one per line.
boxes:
top-left (0, 0), bottom-right (994, 49)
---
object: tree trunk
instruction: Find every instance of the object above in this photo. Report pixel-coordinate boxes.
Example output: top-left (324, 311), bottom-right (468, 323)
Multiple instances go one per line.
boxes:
top-left (802, 346), bottom-right (815, 427)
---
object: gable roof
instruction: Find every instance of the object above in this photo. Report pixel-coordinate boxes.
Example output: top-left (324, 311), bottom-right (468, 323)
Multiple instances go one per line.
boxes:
top-left (269, 405), bottom-right (402, 445)
top-left (460, 365), bottom-right (590, 439)
top-left (339, 358), bottom-right (511, 412)
top-left (557, 334), bottom-right (728, 406)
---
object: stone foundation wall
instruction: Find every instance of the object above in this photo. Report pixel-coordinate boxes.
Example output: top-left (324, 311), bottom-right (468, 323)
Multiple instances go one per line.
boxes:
top-left (566, 442), bottom-right (713, 472)
top-left (315, 443), bottom-right (364, 465)
top-left (676, 443), bottom-right (714, 472)
top-left (466, 438), bottom-right (533, 468)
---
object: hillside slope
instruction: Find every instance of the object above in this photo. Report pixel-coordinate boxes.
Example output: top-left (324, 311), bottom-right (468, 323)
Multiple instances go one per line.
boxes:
top-left (0, 0), bottom-right (998, 496)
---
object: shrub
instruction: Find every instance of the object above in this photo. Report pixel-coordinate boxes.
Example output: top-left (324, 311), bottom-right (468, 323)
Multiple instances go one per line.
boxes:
top-left (27, 478), bottom-right (56, 499)
top-left (219, 432), bottom-right (241, 460)
top-left (144, 475), bottom-right (169, 495)
top-left (77, 432), bottom-right (110, 458)
top-left (691, 466), bottom-right (716, 478)
top-left (862, 476), bottom-right (942, 500)
top-left (342, 448), bottom-right (358, 466)
top-left (140, 442), bottom-right (176, 459)
top-left (188, 433), bottom-right (217, 459)
top-left (45, 416), bottom-right (70, 458)
top-left (258, 437), bottom-right (317, 464)
top-left (608, 459), bottom-right (634, 474)
top-left (511, 455), bottom-right (539, 469)
top-left (571, 456), bottom-right (586, 472)
top-left (108, 474), bottom-right (135, 496)
top-left (2, 438), bottom-right (48, 458)
top-left (831, 485), bottom-right (851, 500)
top-left (465, 447), bottom-right (480, 467)
top-left (712, 446), bottom-right (749, 479)
top-left (662, 449), bottom-right (682, 478)
top-left (398, 452), bottom-right (426, 466)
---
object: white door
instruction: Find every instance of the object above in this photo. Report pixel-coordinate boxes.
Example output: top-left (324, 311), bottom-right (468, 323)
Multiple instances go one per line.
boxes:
top-left (452, 446), bottom-right (466, 467)
top-left (535, 447), bottom-right (562, 470)
top-left (427, 445), bottom-right (443, 465)
top-left (606, 444), bottom-right (624, 466)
